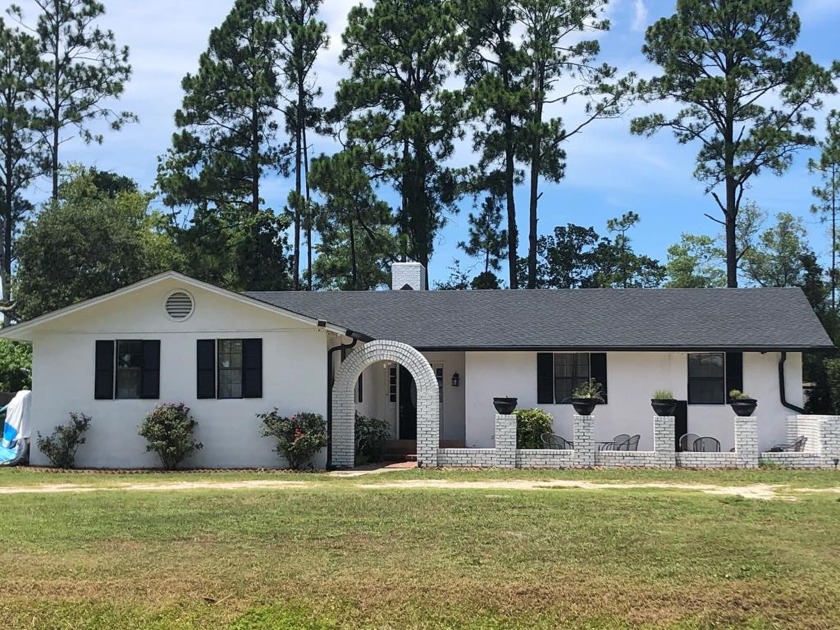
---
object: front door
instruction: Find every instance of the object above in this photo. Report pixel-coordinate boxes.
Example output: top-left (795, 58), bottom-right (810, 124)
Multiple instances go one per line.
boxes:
top-left (674, 401), bottom-right (688, 451)
top-left (398, 366), bottom-right (417, 439)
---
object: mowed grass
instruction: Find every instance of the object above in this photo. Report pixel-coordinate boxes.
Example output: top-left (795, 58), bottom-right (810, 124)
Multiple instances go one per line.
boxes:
top-left (0, 469), bottom-right (838, 629)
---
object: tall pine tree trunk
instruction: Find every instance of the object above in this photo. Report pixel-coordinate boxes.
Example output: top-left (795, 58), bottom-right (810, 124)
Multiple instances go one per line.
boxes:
top-left (293, 118), bottom-right (302, 290)
top-left (504, 114), bottom-right (518, 289)
top-left (303, 121), bottom-right (312, 290)
top-left (527, 66), bottom-right (545, 289)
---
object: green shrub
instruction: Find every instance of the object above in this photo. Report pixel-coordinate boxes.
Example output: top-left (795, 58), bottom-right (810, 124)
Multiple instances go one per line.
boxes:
top-left (259, 410), bottom-right (327, 470)
top-left (138, 403), bottom-right (203, 470)
top-left (514, 408), bottom-right (554, 449)
top-left (355, 413), bottom-right (390, 464)
top-left (36, 412), bottom-right (91, 468)
top-left (0, 340), bottom-right (32, 391)
top-left (824, 358), bottom-right (840, 415)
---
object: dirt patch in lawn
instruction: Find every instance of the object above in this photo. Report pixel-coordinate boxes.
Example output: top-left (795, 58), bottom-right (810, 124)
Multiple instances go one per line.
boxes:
top-left (1, 477), bottom-right (833, 500)
top-left (356, 479), bottom-right (793, 500)
top-left (0, 480), bottom-right (309, 494)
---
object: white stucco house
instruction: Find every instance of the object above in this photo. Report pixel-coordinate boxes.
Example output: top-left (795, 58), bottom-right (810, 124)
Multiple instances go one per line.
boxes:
top-left (0, 262), bottom-right (834, 469)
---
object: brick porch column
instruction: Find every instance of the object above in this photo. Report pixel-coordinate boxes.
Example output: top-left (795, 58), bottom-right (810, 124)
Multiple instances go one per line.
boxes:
top-left (494, 414), bottom-right (516, 468)
top-left (573, 415), bottom-right (595, 467)
top-left (734, 416), bottom-right (758, 469)
top-left (653, 415), bottom-right (675, 468)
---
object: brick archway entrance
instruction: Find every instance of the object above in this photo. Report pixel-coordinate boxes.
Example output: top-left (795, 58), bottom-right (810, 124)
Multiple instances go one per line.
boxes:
top-left (332, 340), bottom-right (438, 468)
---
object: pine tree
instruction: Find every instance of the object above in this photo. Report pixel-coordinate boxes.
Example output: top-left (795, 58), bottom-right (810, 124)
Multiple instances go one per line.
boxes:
top-left (809, 110), bottom-right (840, 310)
top-left (519, 0), bottom-right (634, 289)
top-left (157, 0), bottom-right (291, 291)
top-left (335, 0), bottom-right (463, 281)
top-left (8, 0), bottom-right (135, 200)
top-left (276, 0), bottom-right (328, 290)
top-left (0, 18), bottom-right (44, 319)
top-left (310, 147), bottom-right (397, 290)
top-left (457, 0), bottom-right (528, 288)
top-left (632, 0), bottom-right (839, 287)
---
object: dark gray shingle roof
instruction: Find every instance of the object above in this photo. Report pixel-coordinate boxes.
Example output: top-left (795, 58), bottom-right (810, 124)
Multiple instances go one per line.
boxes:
top-left (245, 287), bottom-right (834, 351)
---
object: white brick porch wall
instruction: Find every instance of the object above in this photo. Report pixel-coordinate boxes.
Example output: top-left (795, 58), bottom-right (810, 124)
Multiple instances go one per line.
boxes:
top-left (435, 413), bottom-right (840, 469)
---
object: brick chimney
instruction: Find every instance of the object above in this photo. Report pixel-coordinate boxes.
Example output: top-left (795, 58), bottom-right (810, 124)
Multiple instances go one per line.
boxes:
top-left (391, 262), bottom-right (426, 291)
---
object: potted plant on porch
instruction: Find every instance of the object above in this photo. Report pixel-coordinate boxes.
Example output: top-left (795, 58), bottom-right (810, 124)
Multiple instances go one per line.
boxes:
top-left (728, 390), bottom-right (757, 417)
top-left (650, 389), bottom-right (677, 416)
top-left (570, 379), bottom-right (604, 416)
top-left (493, 396), bottom-right (518, 414)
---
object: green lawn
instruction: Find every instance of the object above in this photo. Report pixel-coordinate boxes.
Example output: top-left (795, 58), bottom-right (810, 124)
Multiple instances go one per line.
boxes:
top-left (0, 468), bottom-right (838, 629)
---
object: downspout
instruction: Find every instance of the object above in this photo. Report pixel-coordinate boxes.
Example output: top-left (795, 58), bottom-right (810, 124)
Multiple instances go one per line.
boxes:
top-left (778, 351), bottom-right (805, 414)
top-left (326, 330), bottom-right (371, 469)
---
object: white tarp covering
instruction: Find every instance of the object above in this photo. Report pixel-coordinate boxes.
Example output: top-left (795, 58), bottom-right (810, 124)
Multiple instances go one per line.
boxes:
top-left (1, 390), bottom-right (30, 465)
top-left (4, 389), bottom-right (31, 441)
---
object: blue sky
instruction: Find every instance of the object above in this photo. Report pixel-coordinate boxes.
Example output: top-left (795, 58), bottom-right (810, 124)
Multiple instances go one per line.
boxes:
top-left (11, 0), bottom-right (840, 286)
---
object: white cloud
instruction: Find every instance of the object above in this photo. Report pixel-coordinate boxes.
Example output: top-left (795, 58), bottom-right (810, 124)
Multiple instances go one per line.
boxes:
top-left (631, 0), bottom-right (649, 32)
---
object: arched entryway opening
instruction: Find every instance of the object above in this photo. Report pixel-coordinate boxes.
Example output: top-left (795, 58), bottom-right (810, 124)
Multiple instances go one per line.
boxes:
top-left (332, 340), bottom-right (439, 468)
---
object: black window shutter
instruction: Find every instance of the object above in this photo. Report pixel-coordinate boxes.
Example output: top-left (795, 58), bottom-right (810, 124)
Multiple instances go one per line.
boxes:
top-left (94, 340), bottom-right (115, 400)
top-left (725, 352), bottom-right (743, 398)
top-left (197, 339), bottom-right (216, 399)
top-left (537, 353), bottom-right (554, 404)
top-left (242, 338), bottom-right (263, 399)
top-left (140, 340), bottom-right (161, 399)
top-left (591, 353), bottom-right (608, 404)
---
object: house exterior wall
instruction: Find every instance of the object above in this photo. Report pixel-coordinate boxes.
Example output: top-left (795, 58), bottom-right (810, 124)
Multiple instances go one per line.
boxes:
top-left (30, 279), bottom-right (329, 469)
top-left (464, 350), bottom-right (802, 451)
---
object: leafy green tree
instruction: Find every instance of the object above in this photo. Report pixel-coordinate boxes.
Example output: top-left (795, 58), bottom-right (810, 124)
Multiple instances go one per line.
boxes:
top-left (810, 110), bottom-right (840, 310)
top-left (458, 192), bottom-right (508, 276)
top-left (0, 19), bottom-right (43, 321)
top-left (0, 339), bottom-right (31, 390)
top-left (457, 0), bottom-right (528, 289)
top-left (665, 234), bottom-right (726, 288)
top-left (532, 223), bottom-right (600, 288)
top-left (632, 0), bottom-right (838, 287)
top-left (9, 0), bottom-right (135, 201)
top-left (309, 148), bottom-right (397, 290)
top-left (335, 0), bottom-right (463, 281)
top-left (15, 167), bottom-right (181, 320)
top-left (532, 221), bottom-right (663, 289)
top-left (740, 209), bottom-right (817, 289)
top-left (519, 0), bottom-right (634, 289)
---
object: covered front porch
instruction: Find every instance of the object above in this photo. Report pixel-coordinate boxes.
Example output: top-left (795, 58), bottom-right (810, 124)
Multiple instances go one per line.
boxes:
top-left (353, 350), bottom-right (467, 454)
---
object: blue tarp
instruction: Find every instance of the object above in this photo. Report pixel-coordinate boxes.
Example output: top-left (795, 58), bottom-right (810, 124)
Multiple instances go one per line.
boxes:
top-left (0, 401), bottom-right (27, 466)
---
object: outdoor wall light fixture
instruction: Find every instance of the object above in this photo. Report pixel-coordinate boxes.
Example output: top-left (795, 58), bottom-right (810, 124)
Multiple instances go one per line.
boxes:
top-left (451, 372), bottom-right (460, 387)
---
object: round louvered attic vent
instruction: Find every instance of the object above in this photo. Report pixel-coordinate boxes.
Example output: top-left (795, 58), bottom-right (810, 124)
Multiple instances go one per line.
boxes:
top-left (165, 290), bottom-right (194, 321)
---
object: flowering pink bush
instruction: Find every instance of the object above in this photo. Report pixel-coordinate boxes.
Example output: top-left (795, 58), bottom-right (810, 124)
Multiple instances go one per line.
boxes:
top-left (258, 410), bottom-right (327, 469)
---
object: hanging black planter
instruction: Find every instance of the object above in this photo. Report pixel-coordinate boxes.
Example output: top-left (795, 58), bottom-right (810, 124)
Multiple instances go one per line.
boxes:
top-left (571, 398), bottom-right (598, 416)
top-left (493, 397), bottom-right (518, 414)
top-left (729, 398), bottom-right (757, 417)
top-left (650, 398), bottom-right (677, 416)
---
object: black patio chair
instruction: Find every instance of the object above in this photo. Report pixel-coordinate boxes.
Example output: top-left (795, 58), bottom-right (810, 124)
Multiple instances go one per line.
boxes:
top-left (623, 434), bottom-right (640, 451)
top-left (540, 432), bottom-right (573, 450)
top-left (692, 436), bottom-right (721, 452)
top-left (598, 433), bottom-right (630, 451)
top-left (679, 433), bottom-right (700, 452)
top-left (769, 436), bottom-right (807, 453)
